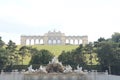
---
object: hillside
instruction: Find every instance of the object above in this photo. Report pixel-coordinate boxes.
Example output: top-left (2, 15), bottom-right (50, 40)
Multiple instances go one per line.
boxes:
top-left (18, 45), bottom-right (78, 56)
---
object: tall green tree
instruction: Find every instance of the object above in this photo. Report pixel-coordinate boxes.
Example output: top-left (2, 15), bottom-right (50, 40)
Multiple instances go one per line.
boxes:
top-left (6, 40), bottom-right (17, 65)
top-left (6, 40), bottom-right (17, 53)
top-left (112, 32), bottom-right (120, 43)
top-left (58, 44), bottom-right (87, 68)
top-left (0, 37), bottom-right (9, 69)
top-left (97, 42), bottom-right (118, 73)
top-left (114, 48), bottom-right (120, 65)
top-left (58, 51), bottom-right (75, 66)
top-left (19, 46), bottom-right (29, 65)
top-left (0, 54), bottom-right (9, 69)
top-left (30, 49), bottom-right (54, 65)
top-left (0, 37), bottom-right (5, 48)
top-left (85, 42), bottom-right (94, 66)
top-left (94, 37), bottom-right (106, 47)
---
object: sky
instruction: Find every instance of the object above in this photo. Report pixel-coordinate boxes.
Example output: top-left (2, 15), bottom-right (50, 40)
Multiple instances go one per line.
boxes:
top-left (0, 0), bottom-right (120, 45)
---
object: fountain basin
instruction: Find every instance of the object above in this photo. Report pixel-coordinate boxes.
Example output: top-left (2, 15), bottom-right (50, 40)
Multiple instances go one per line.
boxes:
top-left (24, 73), bottom-right (88, 80)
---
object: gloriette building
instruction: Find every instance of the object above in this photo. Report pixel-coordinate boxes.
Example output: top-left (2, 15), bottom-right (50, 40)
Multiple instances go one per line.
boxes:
top-left (21, 30), bottom-right (88, 46)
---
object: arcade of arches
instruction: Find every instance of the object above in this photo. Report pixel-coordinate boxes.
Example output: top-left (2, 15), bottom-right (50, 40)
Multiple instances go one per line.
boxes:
top-left (21, 31), bottom-right (88, 46)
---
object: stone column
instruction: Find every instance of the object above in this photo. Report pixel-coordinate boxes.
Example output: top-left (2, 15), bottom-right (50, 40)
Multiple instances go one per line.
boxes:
top-left (39, 39), bottom-right (41, 44)
top-left (61, 36), bottom-right (66, 45)
top-left (56, 40), bottom-right (57, 44)
top-left (29, 39), bottom-right (31, 45)
top-left (82, 39), bottom-right (88, 46)
top-left (51, 40), bottom-right (53, 45)
top-left (21, 36), bottom-right (26, 45)
top-left (78, 39), bottom-right (79, 45)
top-left (73, 39), bottom-right (75, 45)
top-left (69, 39), bottom-right (70, 44)
top-left (43, 36), bottom-right (48, 45)
top-left (34, 39), bottom-right (36, 45)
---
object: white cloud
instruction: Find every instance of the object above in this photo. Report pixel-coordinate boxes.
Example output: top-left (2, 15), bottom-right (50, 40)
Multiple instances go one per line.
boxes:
top-left (0, 32), bottom-right (20, 45)
top-left (0, 0), bottom-right (120, 44)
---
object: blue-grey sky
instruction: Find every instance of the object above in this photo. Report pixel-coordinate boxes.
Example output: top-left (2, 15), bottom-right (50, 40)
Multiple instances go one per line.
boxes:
top-left (0, 0), bottom-right (120, 44)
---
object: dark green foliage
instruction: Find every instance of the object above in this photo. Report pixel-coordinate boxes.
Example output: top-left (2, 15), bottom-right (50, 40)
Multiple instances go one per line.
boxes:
top-left (30, 49), bottom-right (54, 65)
top-left (0, 55), bottom-right (8, 69)
top-left (112, 32), bottom-right (120, 43)
top-left (6, 40), bottom-right (17, 53)
top-left (58, 44), bottom-right (87, 68)
top-left (98, 37), bottom-right (106, 42)
top-left (0, 37), bottom-right (5, 48)
top-left (29, 47), bottom-right (38, 55)
top-left (97, 41), bottom-right (120, 74)
top-left (0, 37), bottom-right (8, 69)
top-left (19, 46), bottom-right (29, 65)
top-left (5, 40), bottom-right (18, 66)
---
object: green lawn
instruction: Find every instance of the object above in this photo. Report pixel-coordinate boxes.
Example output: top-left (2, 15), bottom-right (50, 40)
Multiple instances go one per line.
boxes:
top-left (18, 45), bottom-right (78, 56)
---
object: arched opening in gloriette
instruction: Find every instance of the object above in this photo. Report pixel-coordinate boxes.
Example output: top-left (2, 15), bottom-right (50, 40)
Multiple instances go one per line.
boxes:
top-left (75, 39), bottom-right (78, 45)
top-left (78, 39), bottom-right (82, 44)
top-left (70, 39), bottom-right (73, 44)
top-left (31, 39), bottom-right (34, 45)
top-left (57, 40), bottom-right (61, 44)
top-left (35, 39), bottom-right (39, 44)
top-left (53, 40), bottom-right (57, 44)
top-left (40, 39), bottom-right (44, 44)
top-left (26, 39), bottom-right (30, 45)
top-left (65, 39), bottom-right (69, 44)
top-left (48, 40), bottom-right (52, 45)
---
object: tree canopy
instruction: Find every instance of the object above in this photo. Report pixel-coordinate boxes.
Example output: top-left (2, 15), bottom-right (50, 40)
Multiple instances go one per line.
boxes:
top-left (29, 49), bottom-right (54, 65)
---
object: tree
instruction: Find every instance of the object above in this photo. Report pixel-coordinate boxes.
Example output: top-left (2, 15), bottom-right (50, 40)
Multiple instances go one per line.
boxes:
top-left (94, 37), bottom-right (106, 47)
top-left (58, 51), bottom-right (75, 66)
top-left (85, 42), bottom-right (94, 66)
top-left (98, 37), bottom-right (106, 42)
top-left (0, 37), bottom-right (5, 48)
top-left (0, 48), bottom-right (9, 69)
top-left (6, 40), bottom-right (17, 53)
top-left (0, 54), bottom-right (9, 69)
top-left (112, 32), bottom-right (120, 43)
top-left (6, 40), bottom-right (17, 65)
top-left (58, 45), bottom-right (87, 68)
top-left (30, 49), bottom-right (54, 65)
top-left (19, 46), bottom-right (29, 65)
top-left (0, 37), bottom-right (9, 69)
top-left (114, 48), bottom-right (120, 65)
top-left (97, 42), bottom-right (117, 74)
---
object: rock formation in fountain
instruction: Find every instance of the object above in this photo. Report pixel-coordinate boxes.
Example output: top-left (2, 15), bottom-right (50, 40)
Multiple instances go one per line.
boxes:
top-left (27, 57), bottom-right (86, 74)
top-left (46, 57), bottom-right (64, 73)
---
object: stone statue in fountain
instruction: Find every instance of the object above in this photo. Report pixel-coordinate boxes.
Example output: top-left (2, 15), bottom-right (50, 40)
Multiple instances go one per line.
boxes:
top-left (38, 65), bottom-right (47, 73)
top-left (27, 65), bottom-right (35, 72)
top-left (25, 58), bottom-right (88, 80)
top-left (26, 57), bottom-right (86, 75)
top-left (63, 65), bottom-right (73, 73)
top-left (74, 65), bottom-right (83, 73)
top-left (49, 57), bottom-right (59, 64)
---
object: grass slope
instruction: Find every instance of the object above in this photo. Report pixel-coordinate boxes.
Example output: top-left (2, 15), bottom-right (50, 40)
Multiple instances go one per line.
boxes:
top-left (30, 45), bottom-right (78, 56)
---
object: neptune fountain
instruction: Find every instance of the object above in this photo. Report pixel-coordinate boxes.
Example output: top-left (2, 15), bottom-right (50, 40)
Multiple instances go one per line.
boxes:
top-left (24, 57), bottom-right (88, 80)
